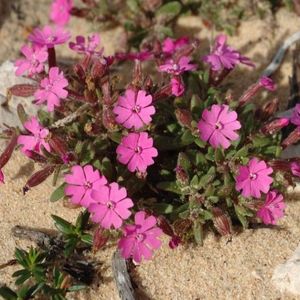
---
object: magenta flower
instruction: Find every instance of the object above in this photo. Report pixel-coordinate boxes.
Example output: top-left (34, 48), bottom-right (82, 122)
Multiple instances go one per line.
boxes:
top-left (17, 117), bottom-right (51, 154)
top-left (203, 34), bottom-right (254, 71)
top-left (118, 211), bottom-right (163, 263)
top-left (50, 0), bottom-right (73, 26)
top-left (69, 34), bottom-right (104, 56)
top-left (235, 158), bottom-right (273, 198)
top-left (198, 104), bottom-right (241, 149)
top-left (171, 77), bottom-right (185, 96)
top-left (89, 182), bottom-right (134, 229)
top-left (0, 169), bottom-right (4, 184)
top-left (29, 25), bottom-right (71, 48)
top-left (116, 132), bottom-right (158, 173)
top-left (159, 56), bottom-right (197, 75)
top-left (64, 165), bottom-right (107, 208)
top-left (113, 89), bottom-right (155, 130)
top-left (15, 45), bottom-right (48, 77)
top-left (259, 76), bottom-right (276, 91)
top-left (162, 37), bottom-right (189, 55)
top-left (257, 191), bottom-right (285, 225)
top-left (34, 67), bottom-right (68, 112)
top-left (291, 162), bottom-right (300, 177)
top-left (291, 104), bottom-right (300, 126)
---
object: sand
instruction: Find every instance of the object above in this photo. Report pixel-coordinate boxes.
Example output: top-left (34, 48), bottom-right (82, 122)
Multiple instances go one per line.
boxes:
top-left (1, 1), bottom-right (300, 299)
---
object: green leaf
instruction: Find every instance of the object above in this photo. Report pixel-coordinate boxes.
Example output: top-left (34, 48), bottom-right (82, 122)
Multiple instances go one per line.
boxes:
top-left (100, 157), bottom-right (114, 181)
top-left (67, 285), bottom-right (86, 292)
top-left (193, 220), bottom-right (203, 245)
top-left (108, 132), bottom-right (122, 144)
top-left (52, 215), bottom-right (74, 235)
top-left (0, 286), bottom-right (17, 300)
top-left (14, 249), bottom-right (28, 268)
top-left (15, 271), bottom-right (31, 285)
top-left (157, 181), bottom-right (182, 194)
top-left (17, 104), bottom-right (28, 125)
top-left (153, 203), bottom-right (174, 214)
top-left (81, 234), bottom-right (93, 245)
top-left (156, 1), bottom-right (182, 21)
top-left (234, 205), bottom-right (253, 229)
top-left (50, 183), bottom-right (66, 202)
top-left (64, 237), bottom-right (78, 257)
top-left (127, 0), bottom-right (139, 12)
top-left (177, 152), bottom-right (191, 172)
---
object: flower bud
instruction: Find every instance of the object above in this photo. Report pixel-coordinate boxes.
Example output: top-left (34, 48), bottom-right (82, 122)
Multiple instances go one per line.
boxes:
top-left (48, 135), bottom-right (69, 163)
top-left (157, 215), bottom-right (175, 237)
top-left (171, 77), bottom-right (185, 97)
top-left (212, 207), bottom-right (232, 236)
top-left (92, 227), bottom-right (108, 253)
top-left (175, 108), bottom-right (192, 128)
top-left (282, 127), bottom-right (300, 148)
top-left (25, 150), bottom-right (48, 163)
top-left (0, 133), bottom-right (17, 169)
top-left (268, 159), bottom-right (291, 172)
top-left (255, 98), bottom-right (279, 120)
top-left (169, 235), bottom-right (181, 249)
top-left (9, 84), bottom-right (37, 97)
top-left (261, 118), bottom-right (289, 135)
top-left (23, 165), bottom-right (56, 194)
top-left (102, 106), bottom-right (117, 131)
top-left (259, 76), bottom-right (276, 91)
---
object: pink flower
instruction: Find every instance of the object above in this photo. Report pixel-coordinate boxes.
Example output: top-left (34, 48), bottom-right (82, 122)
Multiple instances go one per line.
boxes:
top-left (235, 158), bottom-right (273, 198)
top-left (291, 104), bottom-right (300, 126)
top-left (69, 34), bottom-right (104, 56)
top-left (34, 67), bottom-right (68, 112)
top-left (118, 211), bottom-right (163, 263)
top-left (15, 45), bottom-right (48, 77)
top-left (50, 0), bottom-right (73, 26)
top-left (171, 77), bottom-right (185, 96)
top-left (159, 56), bottom-right (197, 75)
top-left (64, 165), bottom-right (107, 208)
top-left (162, 37), bottom-right (189, 55)
top-left (198, 104), bottom-right (241, 149)
top-left (29, 25), bottom-right (71, 48)
top-left (203, 34), bottom-right (254, 71)
top-left (17, 117), bottom-right (51, 154)
top-left (0, 169), bottom-right (4, 184)
top-left (291, 162), bottom-right (300, 177)
top-left (259, 76), bottom-right (276, 91)
top-left (89, 182), bottom-right (134, 229)
top-left (257, 191), bottom-right (285, 225)
top-left (116, 132), bottom-right (158, 173)
top-left (113, 89), bottom-right (155, 130)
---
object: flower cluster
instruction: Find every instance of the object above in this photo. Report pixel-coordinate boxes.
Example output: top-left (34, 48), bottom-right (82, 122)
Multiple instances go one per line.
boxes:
top-left (2, 2), bottom-right (298, 268)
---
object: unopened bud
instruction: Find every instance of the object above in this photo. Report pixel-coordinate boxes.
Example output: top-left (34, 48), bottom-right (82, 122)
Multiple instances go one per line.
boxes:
top-left (282, 127), bottom-right (300, 148)
top-left (93, 227), bottom-right (108, 253)
top-left (0, 169), bottom-right (4, 184)
top-left (212, 207), bottom-right (232, 236)
top-left (0, 133), bottom-right (17, 169)
top-left (261, 118), bottom-right (289, 135)
top-left (175, 108), bottom-right (192, 128)
top-left (255, 98), bottom-right (279, 120)
top-left (102, 106), bottom-right (117, 131)
top-left (157, 215), bottom-right (175, 237)
top-left (9, 84), bottom-right (37, 97)
top-left (23, 165), bottom-right (56, 194)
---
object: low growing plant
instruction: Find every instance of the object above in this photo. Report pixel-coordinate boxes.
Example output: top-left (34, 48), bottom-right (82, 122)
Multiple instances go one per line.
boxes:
top-left (1, 0), bottom-right (300, 271)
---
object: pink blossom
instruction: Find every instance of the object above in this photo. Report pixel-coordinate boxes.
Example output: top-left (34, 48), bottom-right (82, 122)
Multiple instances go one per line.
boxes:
top-left (64, 165), bottom-right (107, 208)
top-left (113, 89), bottom-right (155, 130)
top-left (159, 56), bottom-right (197, 75)
top-left (89, 182), bottom-right (134, 229)
top-left (291, 162), bottom-right (300, 177)
top-left (15, 45), bottom-right (48, 77)
top-left (29, 25), bottom-right (71, 48)
top-left (198, 104), bottom-right (241, 149)
top-left (34, 67), bottom-right (68, 112)
top-left (203, 34), bottom-right (254, 71)
top-left (169, 235), bottom-right (181, 249)
top-left (162, 37), bottom-right (189, 55)
top-left (17, 117), bottom-right (51, 154)
top-left (0, 169), bottom-right (4, 184)
top-left (116, 132), bottom-right (158, 173)
top-left (291, 104), bottom-right (300, 126)
top-left (50, 0), bottom-right (73, 26)
top-left (69, 34), bottom-right (104, 56)
top-left (118, 211), bottom-right (163, 263)
top-left (257, 191), bottom-right (285, 225)
top-left (171, 77), bottom-right (185, 96)
top-left (235, 158), bottom-right (273, 198)
top-left (259, 76), bottom-right (276, 91)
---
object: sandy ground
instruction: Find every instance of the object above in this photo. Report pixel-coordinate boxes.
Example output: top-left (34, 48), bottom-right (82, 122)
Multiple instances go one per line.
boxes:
top-left (1, 1), bottom-right (300, 299)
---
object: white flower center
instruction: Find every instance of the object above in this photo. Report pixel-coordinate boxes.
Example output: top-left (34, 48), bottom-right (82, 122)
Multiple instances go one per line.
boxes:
top-left (136, 233), bottom-right (145, 242)
top-left (84, 181), bottom-right (92, 189)
top-left (132, 105), bottom-right (141, 113)
top-left (172, 63), bottom-right (179, 70)
top-left (249, 173), bottom-right (257, 180)
top-left (106, 201), bottom-right (115, 209)
top-left (215, 122), bottom-right (223, 130)
top-left (134, 146), bottom-right (142, 154)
